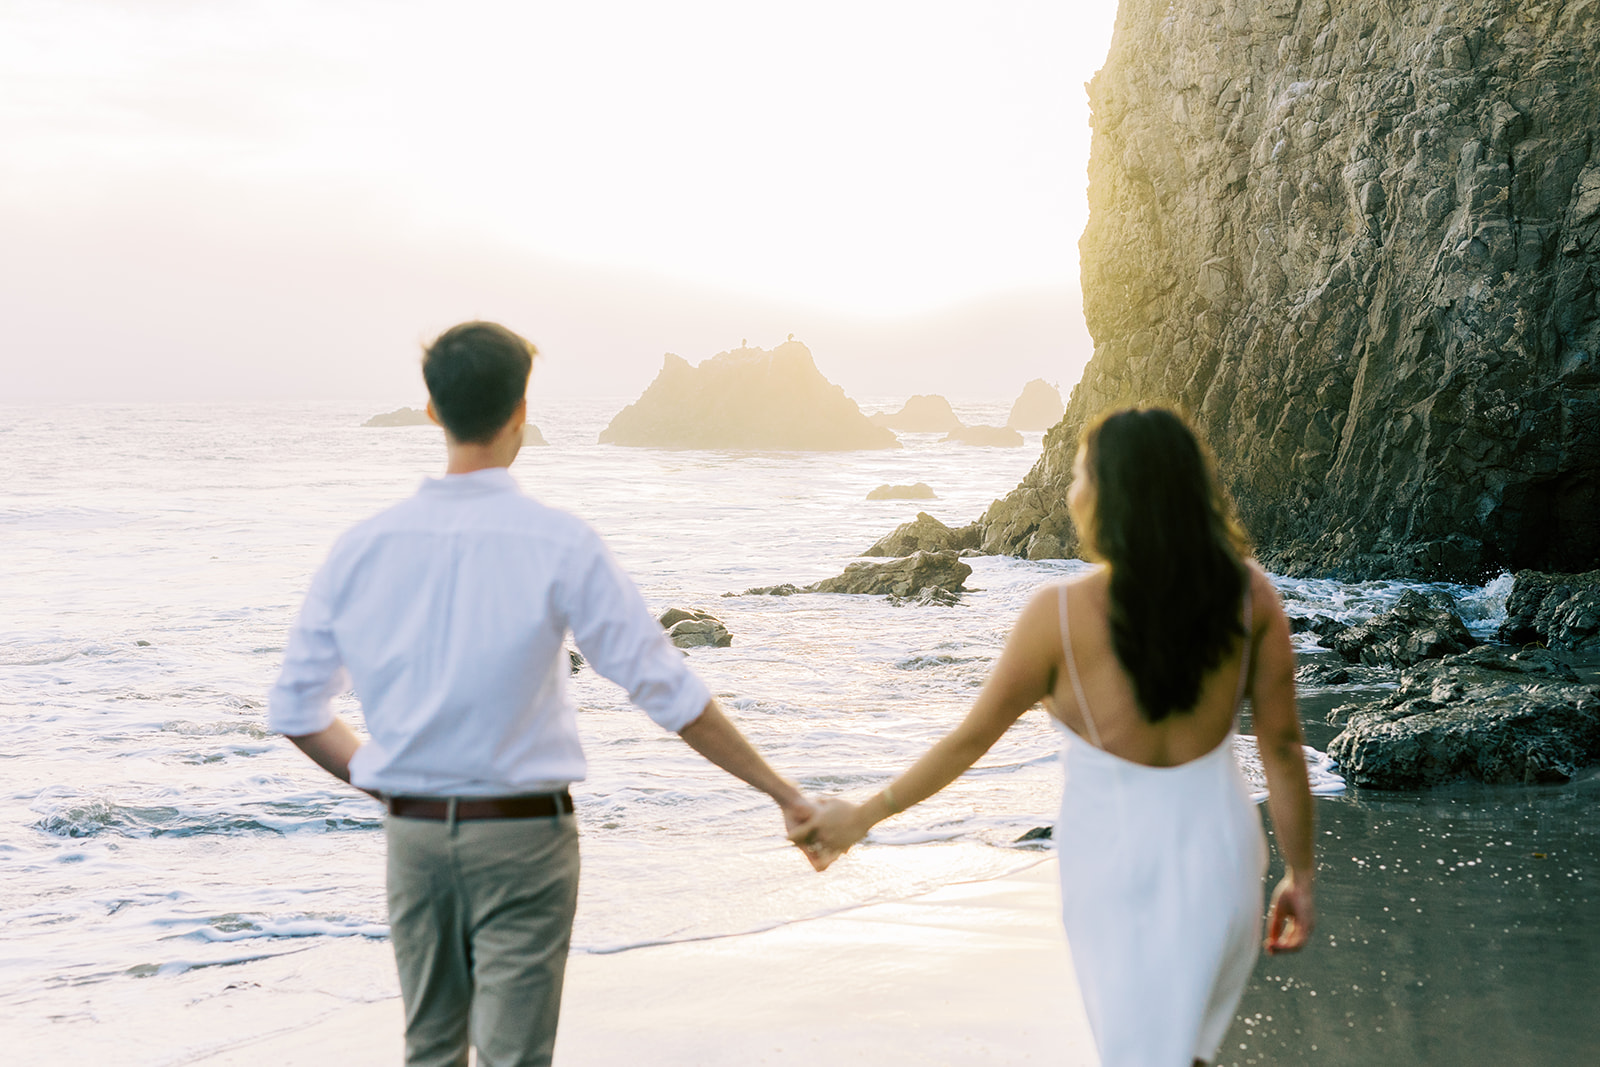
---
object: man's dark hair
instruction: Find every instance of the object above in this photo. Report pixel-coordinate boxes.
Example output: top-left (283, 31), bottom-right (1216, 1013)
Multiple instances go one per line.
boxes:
top-left (422, 322), bottom-right (536, 444)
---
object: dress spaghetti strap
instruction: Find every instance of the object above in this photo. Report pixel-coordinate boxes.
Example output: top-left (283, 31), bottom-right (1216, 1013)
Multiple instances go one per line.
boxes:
top-left (1058, 583), bottom-right (1104, 749)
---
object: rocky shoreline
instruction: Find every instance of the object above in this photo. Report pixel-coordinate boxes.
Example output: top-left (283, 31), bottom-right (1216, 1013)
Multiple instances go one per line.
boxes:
top-left (1294, 569), bottom-right (1600, 787)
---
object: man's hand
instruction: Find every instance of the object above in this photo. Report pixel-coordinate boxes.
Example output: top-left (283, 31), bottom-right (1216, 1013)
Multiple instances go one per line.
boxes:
top-left (1265, 870), bottom-right (1315, 954)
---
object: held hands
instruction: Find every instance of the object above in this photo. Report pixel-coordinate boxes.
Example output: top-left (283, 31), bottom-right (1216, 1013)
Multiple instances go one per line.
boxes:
top-left (787, 797), bottom-right (871, 872)
top-left (779, 794), bottom-right (832, 872)
top-left (1265, 870), bottom-right (1315, 954)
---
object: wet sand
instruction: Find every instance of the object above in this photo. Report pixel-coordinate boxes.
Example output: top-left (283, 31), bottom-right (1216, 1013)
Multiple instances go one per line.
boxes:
top-left (1222, 682), bottom-right (1600, 1065)
top-left (123, 672), bottom-right (1600, 1065)
top-left (185, 862), bottom-right (1096, 1066)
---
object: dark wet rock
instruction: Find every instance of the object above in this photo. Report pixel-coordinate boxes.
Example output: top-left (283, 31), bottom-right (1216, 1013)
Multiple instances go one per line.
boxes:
top-left (869, 395), bottom-right (963, 433)
top-left (867, 482), bottom-right (938, 501)
top-left (1289, 614), bottom-right (1348, 639)
top-left (599, 340), bottom-right (898, 450)
top-left (568, 649), bottom-right (585, 674)
top-left (658, 608), bottom-right (732, 648)
top-left (864, 512), bottom-right (983, 558)
top-left (732, 551), bottom-right (972, 599)
top-left (920, 1), bottom-right (1600, 580)
top-left (1015, 826), bottom-right (1053, 843)
top-left (729, 583), bottom-right (803, 597)
top-left (812, 550), bottom-right (972, 597)
top-left (944, 425), bottom-right (1025, 448)
top-left (1497, 570), bottom-right (1600, 651)
top-left (888, 586), bottom-right (961, 607)
top-left (1322, 591), bottom-right (1477, 667)
top-left (1296, 662), bottom-right (1351, 687)
top-left (1327, 647), bottom-right (1600, 787)
top-left (1006, 379), bottom-right (1064, 431)
top-left (363, 406), bottom-right (432, 427)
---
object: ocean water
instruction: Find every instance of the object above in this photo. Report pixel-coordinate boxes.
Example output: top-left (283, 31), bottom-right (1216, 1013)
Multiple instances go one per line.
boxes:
top-left (0, 398), bottom-right (1538, 1062)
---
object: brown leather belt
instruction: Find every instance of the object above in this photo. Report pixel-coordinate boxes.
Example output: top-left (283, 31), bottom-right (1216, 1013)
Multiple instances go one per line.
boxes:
top-left (385, 791), bottom-right (574, 821)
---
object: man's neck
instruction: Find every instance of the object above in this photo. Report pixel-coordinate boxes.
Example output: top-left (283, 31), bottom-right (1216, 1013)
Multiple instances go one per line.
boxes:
top-left (448, 447), bottom-right (508, 473)
top-left (432, 399), bottom-right (525, 474)
top-left (445, 445), bottom-right (515, 475)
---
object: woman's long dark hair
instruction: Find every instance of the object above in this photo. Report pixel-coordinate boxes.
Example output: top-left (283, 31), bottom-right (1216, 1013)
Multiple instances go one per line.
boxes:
top-left (1079, 407), bottom-right (1251, 723)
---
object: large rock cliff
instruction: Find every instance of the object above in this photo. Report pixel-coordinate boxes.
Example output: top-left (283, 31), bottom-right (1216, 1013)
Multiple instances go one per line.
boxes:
top-left (979, 0), bottom-right (1600, 579)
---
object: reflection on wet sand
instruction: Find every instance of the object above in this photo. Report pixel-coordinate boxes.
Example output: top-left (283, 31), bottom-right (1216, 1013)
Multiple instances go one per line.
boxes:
top-left (1226, 687), bottom-right (1600, 1065)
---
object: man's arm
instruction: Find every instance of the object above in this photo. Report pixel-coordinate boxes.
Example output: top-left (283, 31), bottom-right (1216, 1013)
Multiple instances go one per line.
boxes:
top-left (285, 718), bottom-right (380, 800)
top-left (678, 699), bottom-right (814, 839)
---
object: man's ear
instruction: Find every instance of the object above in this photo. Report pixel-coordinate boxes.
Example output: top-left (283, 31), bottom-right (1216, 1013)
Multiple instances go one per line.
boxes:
top-left (425, 400), bottom-right (442, 428)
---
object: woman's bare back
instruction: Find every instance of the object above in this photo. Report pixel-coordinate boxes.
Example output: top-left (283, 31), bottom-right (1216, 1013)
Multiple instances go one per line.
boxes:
top-left (1043, 563), bottom-right (1271, 767)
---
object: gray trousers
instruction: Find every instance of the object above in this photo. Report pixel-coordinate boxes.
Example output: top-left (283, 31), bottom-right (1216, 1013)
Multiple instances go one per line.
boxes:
top-left (385, 812), bottom-right (581, 1067)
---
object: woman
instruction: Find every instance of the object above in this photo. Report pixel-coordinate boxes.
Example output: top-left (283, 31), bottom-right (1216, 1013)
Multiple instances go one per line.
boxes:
top-left (793, 407), bottom-right (1315, 1067)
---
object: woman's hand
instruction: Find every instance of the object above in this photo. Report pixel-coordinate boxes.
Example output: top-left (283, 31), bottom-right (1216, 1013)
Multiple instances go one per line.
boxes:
top-left (789, 797), bottom-right (871, 871)
top-left (1265, 870), bottom-right (1315, 954)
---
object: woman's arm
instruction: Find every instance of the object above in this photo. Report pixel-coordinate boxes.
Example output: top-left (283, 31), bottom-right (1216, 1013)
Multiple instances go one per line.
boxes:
top-left (794, 584), bottom-right (1063, 863)
top-left (1246, 563), bottom-right (1317, 952)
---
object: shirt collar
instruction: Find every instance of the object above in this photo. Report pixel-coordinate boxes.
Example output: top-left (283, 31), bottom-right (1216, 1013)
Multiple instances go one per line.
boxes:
top-left (419, 467), bottom-right (520, 497)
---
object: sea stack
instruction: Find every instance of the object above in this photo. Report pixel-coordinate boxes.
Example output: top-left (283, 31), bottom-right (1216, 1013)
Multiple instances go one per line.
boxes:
top-left (599, 340), bottom-right (899, 450)
top-left (972, 0), bottom-right (1600, 579)
top-left (869, 395), bottom-right (964, 433)
top-left (363, 406), bottom-right (432, 427)
top-left (1005, 379), bottom-right (1064, 431)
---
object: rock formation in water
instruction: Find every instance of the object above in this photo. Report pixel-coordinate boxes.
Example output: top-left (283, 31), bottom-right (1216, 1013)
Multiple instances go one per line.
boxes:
top-left (863, 512), bottom-right (983, 557)
top-left (362, 406), bottom-right (548, 444)
top-left (658, 607), bottom-right (732, 648)
top-left (732, 550), bottom-right (972, 599)
top-left (1006, 379), bottom-right (1065, 431)
top-left (970, 0), bottom-right (1600, 580)
top-left (1327, 646), bottom-right (1600, 787)
top-left (1497, 569), bottom-right (1600, 651)
top-left (599, 340), bottom-right (898, 450)
top-left (811, 551), bottom-right (972, 596)
top-left (1321, 589), bottom-right (1477, 666)
top-left (867, 482), bottom-right (938, 500)
top-left (945, 425), bottom-right (1025, 448)
top-left (869, 395), bottom-right (964, 433)
top-left (363, 406), bottom-right (431, 427)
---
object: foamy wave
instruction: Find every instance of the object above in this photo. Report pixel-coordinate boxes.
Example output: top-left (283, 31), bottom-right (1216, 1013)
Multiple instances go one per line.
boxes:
top-left (167, 913), bottom-right (389, 943)
top-left (1232, 735), bottom-right (1346, 803)
top-left (1275, 570), bottom-right (1515, 643)
top-left (32, 792), bottom-right (382, 839)
top-left (894, 652), bottom-right (985, 670)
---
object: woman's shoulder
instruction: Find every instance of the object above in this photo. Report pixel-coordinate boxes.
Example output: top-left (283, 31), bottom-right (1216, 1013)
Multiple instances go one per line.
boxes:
top-left (1242, 558), bottom-right (1286, 628)
top-left (1035, 566), bottom-right (1107, 604)
top-left (1018, 567), bottom-right (1106, 629)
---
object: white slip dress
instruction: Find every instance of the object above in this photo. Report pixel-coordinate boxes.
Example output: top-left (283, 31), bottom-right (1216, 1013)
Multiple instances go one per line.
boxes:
top-left (1052, 584), bottom-right (1268, 1066)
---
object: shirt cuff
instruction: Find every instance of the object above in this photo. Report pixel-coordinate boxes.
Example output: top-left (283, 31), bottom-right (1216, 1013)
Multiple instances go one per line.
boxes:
top-left (266, 691), bottom-right (337, 736)
top-left (642, 671), bottom-right (714, 732)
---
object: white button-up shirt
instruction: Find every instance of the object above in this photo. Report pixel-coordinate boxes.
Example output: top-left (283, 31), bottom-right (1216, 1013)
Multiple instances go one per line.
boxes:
top-left (267, 467), bottom-right (711, 796)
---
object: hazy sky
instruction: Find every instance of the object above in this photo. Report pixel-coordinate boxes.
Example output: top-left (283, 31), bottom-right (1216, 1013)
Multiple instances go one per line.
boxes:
top-left (0, 1), bottom-right (1119, 403)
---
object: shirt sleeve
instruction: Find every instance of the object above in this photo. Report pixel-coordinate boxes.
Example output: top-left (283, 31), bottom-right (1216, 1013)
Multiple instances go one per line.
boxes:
top-left (559, 526), bottom-right (712, 732)
top-left (267, 553), bottom-right (351, 736)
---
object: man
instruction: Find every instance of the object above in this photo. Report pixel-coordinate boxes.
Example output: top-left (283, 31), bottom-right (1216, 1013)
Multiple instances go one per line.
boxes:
top-left (268, 321), bottom-right (814, 1067)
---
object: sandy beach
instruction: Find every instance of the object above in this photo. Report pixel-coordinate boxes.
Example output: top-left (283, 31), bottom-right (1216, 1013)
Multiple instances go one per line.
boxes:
top-left (185, 860), bottom-right (1095, 1066)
